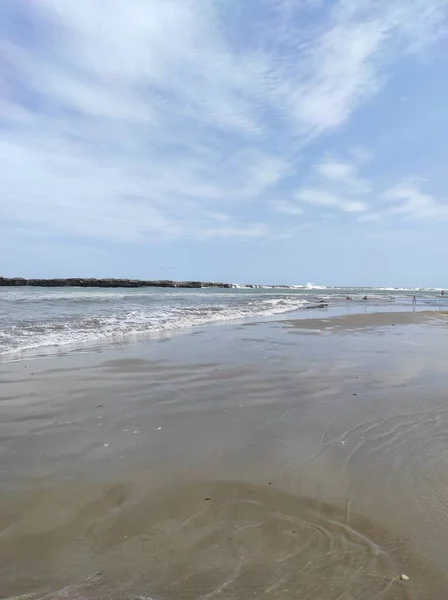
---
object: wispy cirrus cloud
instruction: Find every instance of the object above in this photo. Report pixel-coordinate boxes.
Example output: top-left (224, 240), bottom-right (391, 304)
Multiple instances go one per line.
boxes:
top-left (356, 179), bottom-right (448, 223)
top-left (314, 159), bottom-right (371, 194)
top-left (382, 181), bottom-right (448, 220)
top-left (297, 188), bottom-right (368, 213)
top-left (269, 200), bottom-right (304, 216)
top-left (1, 0), bottom-right (448, 251)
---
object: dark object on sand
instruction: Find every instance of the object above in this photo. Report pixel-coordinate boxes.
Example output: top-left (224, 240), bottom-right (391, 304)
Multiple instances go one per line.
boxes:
top-left (306, 302), bottom-right (329, 309)
top-left (362, 296), bottom-right (368, 300)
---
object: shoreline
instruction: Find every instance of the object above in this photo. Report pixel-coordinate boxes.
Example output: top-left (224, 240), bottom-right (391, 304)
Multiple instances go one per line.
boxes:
top-left (1, 307), bottom-right (445, 364)
top-left (3, 284), bottom-right (447, 362)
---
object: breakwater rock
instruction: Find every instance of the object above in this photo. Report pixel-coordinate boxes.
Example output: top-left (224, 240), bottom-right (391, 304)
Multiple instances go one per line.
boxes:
top-left (0, 278), bottom-right (233, 289)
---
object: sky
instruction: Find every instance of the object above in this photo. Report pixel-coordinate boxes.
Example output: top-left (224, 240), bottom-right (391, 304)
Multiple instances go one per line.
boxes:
top-left (1, 0), bottom-right (448, 287)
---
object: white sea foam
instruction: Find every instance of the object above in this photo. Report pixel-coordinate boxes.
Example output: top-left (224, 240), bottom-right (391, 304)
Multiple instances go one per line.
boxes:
top-left (287, 282), bottom-right (328, 290)
top-left (0, 294), bottom-right (310, 357)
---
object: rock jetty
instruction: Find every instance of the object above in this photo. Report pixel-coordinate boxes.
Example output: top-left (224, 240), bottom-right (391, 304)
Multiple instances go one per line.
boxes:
top-left (0, 277), bottom-right (233, 289)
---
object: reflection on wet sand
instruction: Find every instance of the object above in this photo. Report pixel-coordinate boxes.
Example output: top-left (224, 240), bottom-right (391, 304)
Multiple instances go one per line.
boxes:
top-left (1, 481), bottom-right (419, 599)
top-left (1, 313), bottom-right (448, 599)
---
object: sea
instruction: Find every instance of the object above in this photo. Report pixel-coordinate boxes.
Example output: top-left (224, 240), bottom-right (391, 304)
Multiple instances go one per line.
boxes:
top-left (1, 284), bottom-right (446, 359)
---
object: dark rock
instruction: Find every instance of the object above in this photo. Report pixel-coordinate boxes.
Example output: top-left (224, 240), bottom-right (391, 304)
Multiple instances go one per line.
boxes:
top-left (305, 302), bottom-right (329, 309)
top-left (0, 277), bottom-right (233, 289)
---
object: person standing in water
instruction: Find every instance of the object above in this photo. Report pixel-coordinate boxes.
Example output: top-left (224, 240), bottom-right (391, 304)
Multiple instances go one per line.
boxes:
top-left (413, 296), bottom-right (417, 304)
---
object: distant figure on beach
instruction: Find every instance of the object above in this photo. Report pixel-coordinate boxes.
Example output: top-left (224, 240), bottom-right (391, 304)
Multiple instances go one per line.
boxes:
top-left (413, 296), bottom-right (416, 304)
top-left (362, 296), bottom-right (368, 301)
top-left (442, 290), bottom-right (445, 296)
top-left (346, 296), bottom-right (352, 300)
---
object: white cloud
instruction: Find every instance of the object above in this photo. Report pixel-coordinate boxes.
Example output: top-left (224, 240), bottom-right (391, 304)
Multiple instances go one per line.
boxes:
top-left (383, 181), bottom-right (448, 220)
top-left (315, 161), bottom-right (354, 180)
top-left (195, 223), bottom-right (268, 240)
top-left (1, 0), bottom-right (447, 246)
top-left (295, 155), bottom-right (371, 213)
top-left (286, 0), bottom-right (448, 137)
top-left (343, 201), bottom-right (370, 213)
top-left (314, 158), bottom-right (371, 193)
top-left (296, 188), bottom-right (368, 212)
top-left (269, 200), bottom-right (304, 215)
top-left (356, 179), bottom-right (448, 223)
top-left (289, 21), bottom-right (387, 137)
top-left (297, 189), bottom-right (338, 207)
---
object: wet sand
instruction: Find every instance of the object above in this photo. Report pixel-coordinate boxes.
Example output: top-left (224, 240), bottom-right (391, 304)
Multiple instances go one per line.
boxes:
top-left (2, 312), bottom-right (448, 598)
top-left (278, 309), bottom-right (448, 331)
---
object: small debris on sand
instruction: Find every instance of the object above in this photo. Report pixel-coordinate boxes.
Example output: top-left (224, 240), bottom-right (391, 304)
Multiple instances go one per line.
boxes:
top-left (400, 574), bottom-right (409, 581)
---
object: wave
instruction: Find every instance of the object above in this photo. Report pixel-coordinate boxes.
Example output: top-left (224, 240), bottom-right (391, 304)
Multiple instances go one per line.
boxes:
top-left (0, 297), bottom-right (310, 357)
top-left (0, 289), bottom-right (271, 304)
top-left (230, 282), bottom-right (330, 290)
top-left (2, 285), bottom-right (445, 359)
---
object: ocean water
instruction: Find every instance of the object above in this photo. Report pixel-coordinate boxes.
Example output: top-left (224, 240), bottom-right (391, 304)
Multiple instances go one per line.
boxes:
top-left (0, 284), bottom-right (446, 358)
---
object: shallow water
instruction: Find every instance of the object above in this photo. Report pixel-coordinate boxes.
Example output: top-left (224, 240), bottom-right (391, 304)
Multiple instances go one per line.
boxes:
top-left (1, 285), bottom-right (447, 358)
top-left (1, 314), bottom-right (448, 598)
top-left (0, 481), bottom-right (420, 600)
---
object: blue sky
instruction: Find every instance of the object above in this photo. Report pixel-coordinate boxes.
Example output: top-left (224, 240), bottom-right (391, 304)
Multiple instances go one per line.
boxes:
top-left (2, 0), bottom-right (448, 286)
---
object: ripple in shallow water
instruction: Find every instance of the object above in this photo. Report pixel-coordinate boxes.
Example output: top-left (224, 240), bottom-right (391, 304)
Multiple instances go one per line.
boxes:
top-left (0, 480), bottom-right (419, 600)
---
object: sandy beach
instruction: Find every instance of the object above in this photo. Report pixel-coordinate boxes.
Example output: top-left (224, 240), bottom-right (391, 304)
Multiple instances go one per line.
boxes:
top-left (2, 311), bottom-right (448, 599)
top-left (4, 0), bottom-right (448, 596)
